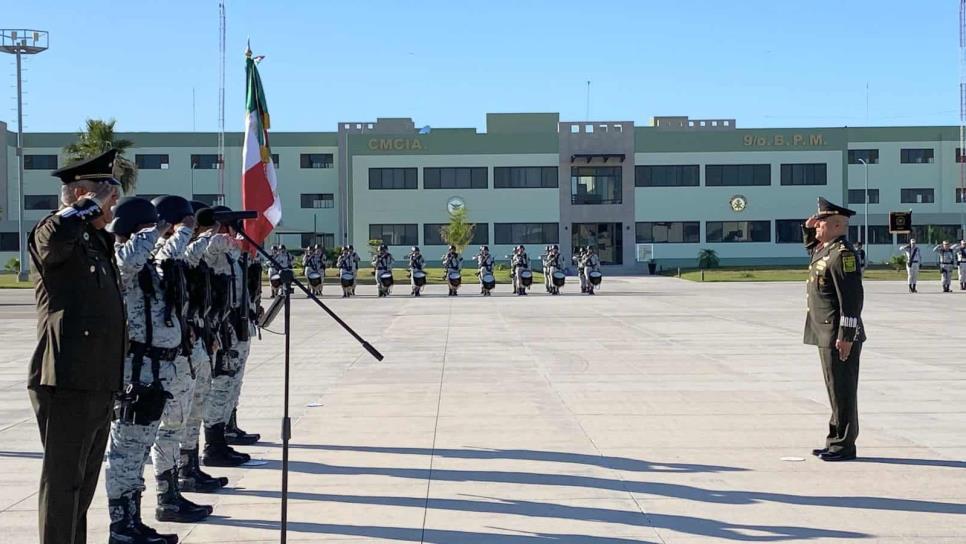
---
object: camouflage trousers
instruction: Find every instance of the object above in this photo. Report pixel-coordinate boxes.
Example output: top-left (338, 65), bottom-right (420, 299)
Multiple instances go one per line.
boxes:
top-left (105, 353), bottom-right (191, 499)
top-left (181, 336), bottom-right (212, 449)
top-left (203, 339), bottom-right (250, 427)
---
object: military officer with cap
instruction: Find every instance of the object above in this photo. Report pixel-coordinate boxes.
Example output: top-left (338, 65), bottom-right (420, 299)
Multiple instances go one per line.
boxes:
top-left (802, 197), bottom-right (866, 462)
top-left (27, 149), bottom-right (124, 544)
top-left (899, 239), bottom-right (921, 293)
top-left (953, 240), bottom-right (966, 290)
top-left (933, 241), bottom-right (956, 293)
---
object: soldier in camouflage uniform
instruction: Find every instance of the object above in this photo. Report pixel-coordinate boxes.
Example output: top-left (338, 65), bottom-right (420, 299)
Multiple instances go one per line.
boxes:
top-left (202, 210), bottom-right (256, 466)
top-left (803, 197), bottom-right (866, 462)
top-left (177, 203), bottom-right (229, 492)
top-left (104, 197), bottom-right (207, 544)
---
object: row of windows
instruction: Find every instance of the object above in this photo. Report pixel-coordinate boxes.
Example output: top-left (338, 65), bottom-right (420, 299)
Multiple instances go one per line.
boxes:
top-left (848, 148), bottom-right (959, 165)
top-left (368, 223), bottom-right (559, 246)
top-left (19, 153), bottom-right (333, 171)
top-left (635, 220), bottom-right (964, 245)
top-left (635, 164), bottom-right (828, 187)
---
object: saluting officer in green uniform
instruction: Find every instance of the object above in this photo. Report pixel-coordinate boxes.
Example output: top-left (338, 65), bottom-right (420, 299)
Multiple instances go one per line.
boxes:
top-left (803, 197), bottom-right (866, 462)
top-left (27, 149), bottom-right (125, 544)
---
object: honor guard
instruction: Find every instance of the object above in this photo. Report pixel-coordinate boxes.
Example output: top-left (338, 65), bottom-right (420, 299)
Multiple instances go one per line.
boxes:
top-left (954, 240), bottom-right (966, 290)
top-left (408, 246), bottom-right (426, 296)
top-left (511, 245), bottom-right (531, 296)
top-left (303, 244), bottom-right (325, 296)
top-left (28, 150), bottom-right (125, 544)
top-left (372, 244), bottom-right (395, 297)
top-left (802, 197), bottom-right (866, 462)
top-left (476, 245), bottom-right (496, 296)
top-left (177, 202), bottom-right (229, 494)
top-left (104, 197), bottom-right (208, 544)
top-left (933, 241), bottom-right (956, 293)
top-left (899, 239), bottom-right (921, 293)
top-left (854, 242), bottom-right (866, 275)
top-left (442, 245), bottom-right (463, 296)
top-left (580, 246), bottom-right (601, 295)
top-left (336, 246), bottom-right (356, 298)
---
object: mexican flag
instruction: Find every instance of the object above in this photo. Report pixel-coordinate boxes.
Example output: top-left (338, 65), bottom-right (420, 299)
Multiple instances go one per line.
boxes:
top-left (241, 48), bottom-right (281, 247)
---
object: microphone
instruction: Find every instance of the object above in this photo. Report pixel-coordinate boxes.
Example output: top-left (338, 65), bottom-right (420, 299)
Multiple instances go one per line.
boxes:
top-left (212, 210), bottom-right (258, 224)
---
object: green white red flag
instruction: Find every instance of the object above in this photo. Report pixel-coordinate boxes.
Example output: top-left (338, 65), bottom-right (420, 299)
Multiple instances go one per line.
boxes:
top-left (241, 47), bottom-right (281, 247)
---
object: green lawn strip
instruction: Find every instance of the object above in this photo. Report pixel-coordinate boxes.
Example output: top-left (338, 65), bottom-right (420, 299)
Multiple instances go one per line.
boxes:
top-left (0, 273), bottom-right (34, 288)
top-left (674, 267), bottom-right (944, 282)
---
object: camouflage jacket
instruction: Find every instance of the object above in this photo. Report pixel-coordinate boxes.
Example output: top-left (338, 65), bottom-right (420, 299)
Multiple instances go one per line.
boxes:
top-left (115, 227), bottom-right (182, 349)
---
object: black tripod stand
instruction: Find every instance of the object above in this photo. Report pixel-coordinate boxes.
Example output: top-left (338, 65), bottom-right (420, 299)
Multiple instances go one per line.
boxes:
top-left (233, 224), bottom-right (383, 544)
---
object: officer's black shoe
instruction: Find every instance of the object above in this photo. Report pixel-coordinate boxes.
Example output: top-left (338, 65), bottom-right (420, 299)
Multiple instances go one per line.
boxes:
top-left (203, 423), bottom-right (250, 467)
top-left (109, 492), bottom-right (174, 544)
top-left (818, 450), bottom-right (857, 462)
top-left (179, 448), bottom-right (228, 492)
top-left (811, 448), bottom-right (828, 457)
top-left (132, 490), bottom-right (179, 544)
top-left (156, 468), bottom-right (213, 523)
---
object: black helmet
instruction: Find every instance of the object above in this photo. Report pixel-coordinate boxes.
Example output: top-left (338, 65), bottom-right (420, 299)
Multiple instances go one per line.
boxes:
top-left (449, 244), bottom-right (456, 251)
top-left (209, 205), bottom-right (232, 225)
top-left (412, 246), bottom-right (420, 252)
top-left (480, 245), bottom-right (489, 252)
top-left (379, 244), bottom-right (388, 251)
top-left (110, 197), bottom-right (158, 236)
top-left (552, 244), bottom-right (559, 251)
top-left (348, 245), bottom-right (354, 250)
top-left (586, 245), bottom-right (594, 252)
top-left (151, 195), bottom-right (194, 225)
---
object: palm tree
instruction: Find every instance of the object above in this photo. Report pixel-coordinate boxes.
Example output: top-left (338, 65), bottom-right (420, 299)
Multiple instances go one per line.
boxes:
top-left (697, 248), bottom-right (720, 269)
top-left (63, 119), bottom-right (138, 194)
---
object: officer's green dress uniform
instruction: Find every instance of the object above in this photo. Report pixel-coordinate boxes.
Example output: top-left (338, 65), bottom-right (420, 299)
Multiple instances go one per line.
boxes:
top-left (803, 198), bottom-right (866, 460)
top-left (27, 150), bottom-right (126, 544)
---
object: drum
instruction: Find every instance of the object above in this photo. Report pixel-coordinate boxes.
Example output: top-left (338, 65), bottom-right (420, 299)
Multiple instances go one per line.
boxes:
top-left (520, 269), bottom-right (533, 287)
top-left (340, 272), bottom-right (355, 288)
top-left (448, 271), bottom-right (462, 287)
top-left (412, 270), bottom-right (426, 287)
top-left (552, 271), bottom-right (566, 287)
top-left (482, 273), bottom-right (496, 290)
top-left (270, 274), bottom-right (281, 289)
top-left (307, 272), bottom-right (322, 287)
top-left (379, 271), bottom-right (394, 287)
top-left (589, 270), bottom-right (603, 286)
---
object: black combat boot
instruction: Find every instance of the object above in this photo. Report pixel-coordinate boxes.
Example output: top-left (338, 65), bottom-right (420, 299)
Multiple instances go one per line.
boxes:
top-left (132, 490), bottom-right (178, 544)
top-left (225, 409), bottom-right (260, 445)
top-left (179, 447), bottom-right (228, 492)
top-left (155, 468), bottom-right (213, 523)
top-left (108, 491), bottom-right (173, 544)
top-left (202, 423), bottom-right (251, 467)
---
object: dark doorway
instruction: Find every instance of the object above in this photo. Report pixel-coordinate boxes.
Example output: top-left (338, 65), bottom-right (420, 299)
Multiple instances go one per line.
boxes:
top-left (572, 222), bottom-right (623, 265)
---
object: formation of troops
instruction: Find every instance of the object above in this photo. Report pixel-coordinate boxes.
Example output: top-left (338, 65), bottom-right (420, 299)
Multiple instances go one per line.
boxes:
top-left (899, 238), bottom-right (966, 293)
top-left (28, 150), bottom-right (263, 544)
top-left (264, 242), bottom-right (604, 299)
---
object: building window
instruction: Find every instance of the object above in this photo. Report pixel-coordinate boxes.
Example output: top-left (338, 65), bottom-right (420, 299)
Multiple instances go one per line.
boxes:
top-left (494, 223), bottom-right (559, 245)
top-left (24, 195), bottom-right (59, 211)
top-left (272, 154), bottom-right (280, 168)
top-left (24, 154), bottom-right (58, 170)
top-left (848, 189), bottom-right (880, 204)
top-left (191, 154), bottom-right (221, 169)
top-left (705, 164), bottom-right (771, 187)
top-left (957, 188), bottom-right (966, 203)
top-left (775, 219), bottom-right (806, 244)
top-left (192, 194), bottom-right (224, 206)
top-left (780, 163), bottom-right (827, 186)
top-left (0, 232), bottom-right (18, 251)
top-left (423, 223), bottom-right (489, 245)
top-left (635, 221), bottom-right (699, 243)
top-left (900, 148), bottom-right (934, 164)
top-left (848, 149), bottom-right (879, 164)
top-left (571, 166), bottom-right (622, 204)
top-left (423, 167), bottom-right (488, 189)
top-left (135, 154), bottom-right (169, 169)
top-left (900, 188), bottom-right (935, 204)
top-left (849, 225), bottom-right (892, 244)
top-left (369, 224), bottom-right (418, 246)
top-left (897, 225), bottom-right (963, 244)
top-left (635, 165), bottom-right (700, 187)
top-left (300, 193), bottom-right (334, 209)
top-left (300, 233), bottom-right (335, 248)
top-left (494, 167), bottom-right (558, 188)
top-left (706, 220), bottom-right (771, 243)
top-left (368, 168), bottom-right (417, 190)
top-left (300, 153), bottom-right (333, 169)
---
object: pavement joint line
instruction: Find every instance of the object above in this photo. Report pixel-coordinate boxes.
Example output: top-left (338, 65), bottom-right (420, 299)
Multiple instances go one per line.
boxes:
top-left (419, 294), bottom-right (453, 543)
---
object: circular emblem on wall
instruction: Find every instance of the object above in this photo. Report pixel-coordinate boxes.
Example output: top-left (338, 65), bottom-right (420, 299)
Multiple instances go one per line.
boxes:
top-left (447, 196), bottom-right (465, 214)
top-left (729, 195), bottom-right (747, 213)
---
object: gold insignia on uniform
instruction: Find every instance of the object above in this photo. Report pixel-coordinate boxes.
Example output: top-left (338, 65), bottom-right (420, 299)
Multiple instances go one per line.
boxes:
top-left (843, 254), bottom-right (857, 273)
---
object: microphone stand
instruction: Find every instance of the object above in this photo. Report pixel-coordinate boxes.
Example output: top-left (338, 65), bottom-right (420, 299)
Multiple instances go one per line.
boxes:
top-left (232, 223), bottom-right (383, 544)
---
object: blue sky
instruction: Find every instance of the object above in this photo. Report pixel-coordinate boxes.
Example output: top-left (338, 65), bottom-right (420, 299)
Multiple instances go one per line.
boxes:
top-left (1, 0), bottom-right (961, 133)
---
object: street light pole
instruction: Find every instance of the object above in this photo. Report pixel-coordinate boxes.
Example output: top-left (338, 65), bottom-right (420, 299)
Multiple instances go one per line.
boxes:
top-left (1, 30), bottom-right (48, 282)
top-left (857, 158), bottom-right (870, 261)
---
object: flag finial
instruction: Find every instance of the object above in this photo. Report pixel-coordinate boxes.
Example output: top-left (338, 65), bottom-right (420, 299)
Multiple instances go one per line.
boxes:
top-left (245, 38), bottom-right (252, 58)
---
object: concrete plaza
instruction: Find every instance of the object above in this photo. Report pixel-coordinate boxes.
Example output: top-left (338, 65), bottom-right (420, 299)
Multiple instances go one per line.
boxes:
top-left (0, 277), bottom-right (964, 543)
